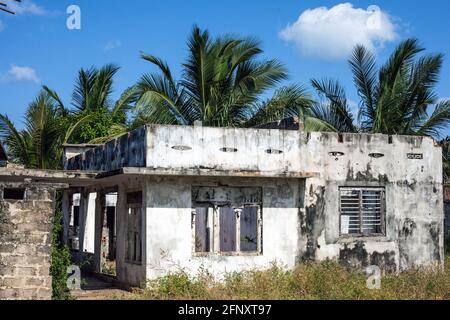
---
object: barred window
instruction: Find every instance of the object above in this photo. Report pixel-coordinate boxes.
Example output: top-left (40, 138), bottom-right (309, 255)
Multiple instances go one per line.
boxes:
top-left (339, 187), bottom-right (385, 236)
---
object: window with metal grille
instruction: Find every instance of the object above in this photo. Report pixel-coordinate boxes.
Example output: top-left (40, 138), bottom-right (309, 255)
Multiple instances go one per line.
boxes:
top-left (339, 187), bottom-right (385, 236)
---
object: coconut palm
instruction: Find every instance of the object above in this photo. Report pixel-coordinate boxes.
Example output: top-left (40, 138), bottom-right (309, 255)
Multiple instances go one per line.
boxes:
top-left (44, 64), bottom-right (137, 144)
top-left (0, 91), bottom-right (83, 169)
top-left (133, 25), bottom-right (301, 128)
top-left (307, 39), bottom-right (450, 138)
top-left (441, 136), bottom-right (450, 182)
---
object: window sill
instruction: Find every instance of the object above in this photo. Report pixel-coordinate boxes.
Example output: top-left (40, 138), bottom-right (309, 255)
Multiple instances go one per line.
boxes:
top-left (193, 251), bottom-right (262, 257)
top-left (338, 234), bottom-right (387, 242)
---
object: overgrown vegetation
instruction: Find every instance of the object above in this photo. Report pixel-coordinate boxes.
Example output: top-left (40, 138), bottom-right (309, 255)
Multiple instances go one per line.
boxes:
top-left (136, 258), bottom-right (450, 300)
top-left (50, 197), bottom-right (72, 300)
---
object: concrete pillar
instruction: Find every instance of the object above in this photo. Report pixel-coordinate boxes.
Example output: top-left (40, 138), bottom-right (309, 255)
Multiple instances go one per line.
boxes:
top-left (94, 192), bottom-right (106, 273)
top-left (61, 191), bottom-right (71, 246)
top-left (78, 191), bottom-right (88, 254)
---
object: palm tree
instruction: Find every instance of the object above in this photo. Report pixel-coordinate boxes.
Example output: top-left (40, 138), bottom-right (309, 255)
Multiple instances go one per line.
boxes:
top-left (306, 39), bottom-right (450, 138)
top-left (441, 137), bottom-right (450, 182)
top-left (44, 64), bottom-right (137, 144)
top-left (133, 25), bottom-right (306, 128)
top-left (0, 91), bottom-right (82, 169)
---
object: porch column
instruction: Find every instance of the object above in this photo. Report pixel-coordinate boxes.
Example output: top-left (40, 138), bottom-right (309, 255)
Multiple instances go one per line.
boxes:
top-left (78, 190), bottom-right (88, 254)
top-left (94, 192), bottom-right (106, 273)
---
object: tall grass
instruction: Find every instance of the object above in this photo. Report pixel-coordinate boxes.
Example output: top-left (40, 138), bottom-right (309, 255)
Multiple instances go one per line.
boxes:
top-left (135, 257), bottom-right (450, 300)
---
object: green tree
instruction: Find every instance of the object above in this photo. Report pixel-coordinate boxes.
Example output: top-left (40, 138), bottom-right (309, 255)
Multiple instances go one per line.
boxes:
top-left (305, 39), bottom-right (450, 138)
top-left (441, 136), bottom-right (450, 182)
top-left (44, 64), bottom-right (137, 144)
top-left (0, 91), bottom-right (85, 169)
top-left (132, 25), bottom-right (312, 128)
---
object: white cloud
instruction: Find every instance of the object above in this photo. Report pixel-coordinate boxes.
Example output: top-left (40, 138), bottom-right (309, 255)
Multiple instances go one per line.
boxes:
top-left (104, 40), bottom-right (122, 51)
top-left (0, 65), bottom-right (41, 84)
top-left (8, 0), bottom-right (46, 15)
top-left (279, 3), bottom-right (398, 60)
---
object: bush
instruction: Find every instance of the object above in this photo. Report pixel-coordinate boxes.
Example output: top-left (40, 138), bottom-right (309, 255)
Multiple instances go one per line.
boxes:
top-left (50, 199), bottom-right (72, 300)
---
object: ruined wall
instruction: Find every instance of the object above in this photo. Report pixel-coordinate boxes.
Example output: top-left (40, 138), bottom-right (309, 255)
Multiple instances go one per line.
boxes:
top-left (65, 126), bottom-right (146, 171)
top-left (0, 183), bottom-right (54, 300)
top-left (302, 133), bottom-right (444, 272)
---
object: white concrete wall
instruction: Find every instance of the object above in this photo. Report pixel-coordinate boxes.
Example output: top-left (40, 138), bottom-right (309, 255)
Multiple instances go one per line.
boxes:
top-left (115, 176), bottom-right (147, 287)
top-left (144, 177), bottom-right (301, 280)
top-left (83, 193), bottom-right (96, 254)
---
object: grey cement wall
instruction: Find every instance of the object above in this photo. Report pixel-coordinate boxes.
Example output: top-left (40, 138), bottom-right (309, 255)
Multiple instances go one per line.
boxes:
top-left (0, 183), bottom-right (54, 300)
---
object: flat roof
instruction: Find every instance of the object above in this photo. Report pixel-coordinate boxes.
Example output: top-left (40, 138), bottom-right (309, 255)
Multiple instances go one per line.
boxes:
top-left (0, 168), bottom-right (98, 187)
top-left (97, 167), bottom-right (319, 179)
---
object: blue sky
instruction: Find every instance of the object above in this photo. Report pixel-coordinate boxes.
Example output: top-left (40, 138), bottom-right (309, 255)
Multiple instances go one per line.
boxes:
top-left (0, 0), bottom-right (449, 136)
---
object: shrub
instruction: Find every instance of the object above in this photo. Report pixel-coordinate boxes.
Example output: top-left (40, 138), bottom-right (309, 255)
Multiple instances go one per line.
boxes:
top-left (50, 197), bottom-right (72, 300)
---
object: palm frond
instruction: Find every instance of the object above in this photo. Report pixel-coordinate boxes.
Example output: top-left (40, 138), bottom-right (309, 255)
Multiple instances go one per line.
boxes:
top-left (348, 45), bottom-right (377, 124)
top-left (416, 100), bottom-right (450, 137)
top-left (310, 78), bottom-right (357, 133)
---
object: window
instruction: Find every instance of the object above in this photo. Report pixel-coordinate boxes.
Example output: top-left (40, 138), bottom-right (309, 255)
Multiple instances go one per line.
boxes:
top-left (193, 205), bottom-right (262, 254)
top-left (126, 191), bottom-right (142, 264)
top-left (339, 187), bottom-right (385, 236)
top-left (192, 186), bottom-right (262, 255)
top-left (3, 188), bottom-right (25, 200)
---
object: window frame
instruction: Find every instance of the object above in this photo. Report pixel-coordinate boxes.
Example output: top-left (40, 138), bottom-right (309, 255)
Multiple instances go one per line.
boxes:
top-left (192, 199), bottom-right (263, 256)
top-left (338, 186), bottom-right (386, 237)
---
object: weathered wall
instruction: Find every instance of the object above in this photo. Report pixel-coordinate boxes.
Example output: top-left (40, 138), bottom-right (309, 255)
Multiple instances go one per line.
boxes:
top-left (139, 126), bottom-right (443, 277)
top-left (0, 183), bottom-right (54, 300)
top-left (65, 127), bottom-right (146, 171)
top-left (309, 133), bottom-right (444, 272)
top-left (115, 176), bottom-right (147, 287)
top-left (64, 124), bottom-right (444, 280)
top-left (144, 176), bottom-right (301, 279)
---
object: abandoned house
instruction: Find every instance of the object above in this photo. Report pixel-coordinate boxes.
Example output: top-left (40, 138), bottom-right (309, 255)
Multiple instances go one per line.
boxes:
top-left (0, 122), bottom-right (446, 295)
top-left (60, 123), bottom-right (445, 287)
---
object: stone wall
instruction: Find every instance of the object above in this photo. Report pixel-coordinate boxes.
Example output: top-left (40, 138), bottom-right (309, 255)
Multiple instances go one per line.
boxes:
top-left (0, 183), bottom-right (55, 300)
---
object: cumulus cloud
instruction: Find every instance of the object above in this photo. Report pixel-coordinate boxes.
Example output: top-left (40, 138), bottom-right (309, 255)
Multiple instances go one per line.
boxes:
top-left (0, 65), bottom-right (41, 84)
top-left (279, 3), bottom-right (398, 60)
top-left (8, 0), bottom-right (47, 15)
top-left (104, 40), bottom-right (122, 51)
